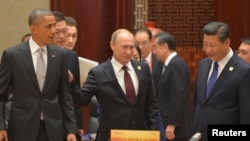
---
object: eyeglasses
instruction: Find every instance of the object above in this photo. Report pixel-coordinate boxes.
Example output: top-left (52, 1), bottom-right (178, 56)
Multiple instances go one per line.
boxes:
top-left (55, 28), bottom-right (68, 36)
top-left (236, 49), bottom-right (250, 55)
top-left (135, 41), bottom-right (150, 47)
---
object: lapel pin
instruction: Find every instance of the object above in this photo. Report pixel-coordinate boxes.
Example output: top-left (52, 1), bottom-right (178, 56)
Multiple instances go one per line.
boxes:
top-left (229, 67), bottom-right (233, 71)
top-left (137, 66), bottom-right (141, 70)
top-left (52, 55), bottom-right (55, 57)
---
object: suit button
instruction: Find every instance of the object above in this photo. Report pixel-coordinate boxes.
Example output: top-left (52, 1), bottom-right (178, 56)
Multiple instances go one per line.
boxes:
top-left (202, 104), bottom-right (205, 109)
top-left (132, 121), bottom-right (135, 125)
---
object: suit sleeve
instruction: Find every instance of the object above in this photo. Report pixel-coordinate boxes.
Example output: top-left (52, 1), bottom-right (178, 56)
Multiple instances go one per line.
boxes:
top-left (167, 63), bottom-right (190, 126)
top-left (239, 68), bottom-right (250, 123)
top-left (70, 69), bottom-right (95, 108)
top-left (58, 51), bottom-right (78, 134)
top-left (144, 63), bottom-right (160, 130)
top-left (0, 51), bottom-right (12, 129)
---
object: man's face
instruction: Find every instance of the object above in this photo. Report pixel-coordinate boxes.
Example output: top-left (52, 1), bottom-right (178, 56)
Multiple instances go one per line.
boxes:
top-left (237, 42), bottom-right (250, 63)
top-left (110, 32), bottom-right (135, 65)
top-left (152, 38), bottom-right (166, 62)
top-left (30, 15), bottom-right (56, 46)
top-left (53, 20), bottom-right (68, 47)
top-left (134, 32), bottom-right (152, 59)
top-left (203, 34), bottom-right (230, 61)
top-left (64, 25), bottom-right (77, 50)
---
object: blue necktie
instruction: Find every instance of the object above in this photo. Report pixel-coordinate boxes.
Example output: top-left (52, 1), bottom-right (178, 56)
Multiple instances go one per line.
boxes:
top-left (206, 62), bottom-right (218, 98)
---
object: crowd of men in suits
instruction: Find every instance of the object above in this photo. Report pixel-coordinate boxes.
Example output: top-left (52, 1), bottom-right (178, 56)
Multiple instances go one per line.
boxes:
top-left (0, 8), bottom-right (250, 141)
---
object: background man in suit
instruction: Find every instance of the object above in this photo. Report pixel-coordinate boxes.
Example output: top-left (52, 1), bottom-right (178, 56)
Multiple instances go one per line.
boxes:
top-left (21, 33), bottom-right (31, 43)
top-left (152, 32), bottom-right (191, 141)
top-left (237, 37), bottom-right (250, 63)
top-left (0, 8), bottom-right (77, 141)
top-left (52, 11), bottom-right (83, 140)
top-left (64, 16), bottom-right (78, 51)
top-left (192, 21), bottom-right (250, 141)
top-left (134, 28), bottom-right (165, 141)
top-left (134, 28), bottom-right (163, 89)
top-left (71, 29), bottom-right (160, 141)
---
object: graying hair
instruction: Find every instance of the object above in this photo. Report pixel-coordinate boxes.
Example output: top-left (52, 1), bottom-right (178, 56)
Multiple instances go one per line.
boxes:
top-left (155, 31), bottom-right (176, 51)
top-left (111, 29), bottom-right (133, 43)
top-left (28, 8), bottom-right (53, 26)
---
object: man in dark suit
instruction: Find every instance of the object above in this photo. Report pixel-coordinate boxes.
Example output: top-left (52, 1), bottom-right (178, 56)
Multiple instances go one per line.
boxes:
top-left (237, 37), bottom-right (250, 63)
top-left (134, 28), bottom-right (166, 141)
top-left (134, 28), bottom-right (163, 89)
top-left (192, 21), bottom-right (250, 141)
top-left (0, 8), bottom-right (77, 141)
top-left (70, 29), bottom-right (160, 141)
top-left (152, 32), bottom-right (191, 141)
top-left (52, 11), bottom-right (82, 140)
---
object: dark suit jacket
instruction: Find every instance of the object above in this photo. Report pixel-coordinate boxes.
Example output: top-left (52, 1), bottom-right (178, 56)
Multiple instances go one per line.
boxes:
top-left (156, 55), bottom-right (191, 139)
top-left (151, 54), bottom-right (163, 90)
top-left (65, 48), bottom-right (82, 129)
top-left (192, 53), bottom-right (250, 141)
top-left (0, 42), bottom-right (77, 141)
top-left (72, 58), bottom-right (160, 141)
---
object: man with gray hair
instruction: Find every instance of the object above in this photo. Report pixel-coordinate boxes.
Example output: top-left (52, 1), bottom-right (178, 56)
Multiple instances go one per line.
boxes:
top-left (0, 8), bottom-right (77, 141)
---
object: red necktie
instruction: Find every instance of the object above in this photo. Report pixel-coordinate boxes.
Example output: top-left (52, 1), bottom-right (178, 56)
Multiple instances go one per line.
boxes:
top-left (122, 66), bottom-right (136, 104)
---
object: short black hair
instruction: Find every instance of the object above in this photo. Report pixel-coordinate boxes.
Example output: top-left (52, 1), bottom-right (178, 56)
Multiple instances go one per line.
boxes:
top-left (203, 21), bottom-right (231, 42)
top-left (65, 16), bottom-right (77, 26)
top-left (52, 11), bottom-right (65, 22)
top-left (135, 45), bottom-right (142, 61)
top-left (134, 28), bottom-right (153, 40)
top-left (154, 31), bottom-right (176, 51)
top-left (241, 37), bottom-right (250, 45)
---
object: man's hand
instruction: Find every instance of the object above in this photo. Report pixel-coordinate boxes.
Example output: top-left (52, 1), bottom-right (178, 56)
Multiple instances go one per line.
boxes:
top-left (165, 125), bottom-right (176, 140)
top-left (66, 133), bottom-right (76, 141)
top-left (0, 130), bottom-right (8, 141)
top-left (77, 129), bottom-right (84, 136)
top-left (68, 70), bottom-right (74, 83)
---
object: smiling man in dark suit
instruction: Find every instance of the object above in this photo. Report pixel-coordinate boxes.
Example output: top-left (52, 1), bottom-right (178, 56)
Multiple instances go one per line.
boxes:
top-left (192, 21), bottom-right (250, 141)
top-left (70, 28), bottom-right (160, 141)
top-left (0, 8), bottom-right (77, 141)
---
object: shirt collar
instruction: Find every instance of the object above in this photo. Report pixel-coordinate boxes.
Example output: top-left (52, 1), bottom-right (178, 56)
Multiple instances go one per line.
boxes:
top-left (111, 57), bottom-right (133, 73)
top-left (164, 51), bottom-right (177, 66)
top-left (217, 48), bottom-right (233, 69)
top-left (144, 52), bottom-right (152, 63)
top-left (29, 37), bottom-right (47, 53)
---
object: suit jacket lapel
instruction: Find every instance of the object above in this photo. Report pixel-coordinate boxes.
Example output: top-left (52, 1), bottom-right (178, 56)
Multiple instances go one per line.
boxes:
top-left (206, 54), bottom-right (238, 100)
top-left (131, 60), bottom-right (143, 102)
top-left (102, 60), bottom-right (128, 101)
top-left (201, 59), bottom-right (212, 102)
top-left (42, 45), bottom-right (56, 93)
top-left (20, 43), bottom-right (40, 93)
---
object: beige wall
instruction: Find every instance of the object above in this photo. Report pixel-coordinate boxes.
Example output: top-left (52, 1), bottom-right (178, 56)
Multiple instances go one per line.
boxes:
top-left (0, 0), bottom-right (50, 58)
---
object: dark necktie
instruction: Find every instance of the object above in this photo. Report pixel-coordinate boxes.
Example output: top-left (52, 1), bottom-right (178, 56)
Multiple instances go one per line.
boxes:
top-left (122, 66), bottom-right (136, 104)
top-left (36, 48), bottom-right (46, 92)
top-left (206, 62), bottom-right (218, 98)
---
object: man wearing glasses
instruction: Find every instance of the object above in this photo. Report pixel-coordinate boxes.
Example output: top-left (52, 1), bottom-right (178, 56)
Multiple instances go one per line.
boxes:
top-left (237, 37), bottom-right (250, 63)
top-left (52, 11), bottom-right (82, 141)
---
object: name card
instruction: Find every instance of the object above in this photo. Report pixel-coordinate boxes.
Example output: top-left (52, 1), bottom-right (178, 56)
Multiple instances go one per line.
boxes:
top-left (111, 129), bottom-right (160, 141)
